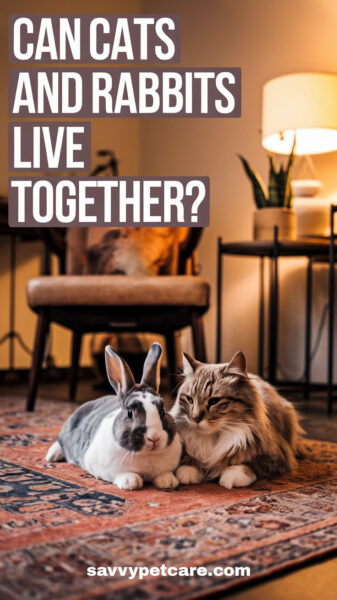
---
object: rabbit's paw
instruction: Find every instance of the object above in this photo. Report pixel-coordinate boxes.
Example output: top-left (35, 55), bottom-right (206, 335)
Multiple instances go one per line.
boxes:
top-left (114, 472), bottom-right (143, 490)
top-left (154, 471), bottom-right (179, 489)
top-left (176, 465), bottom-right (203, 485)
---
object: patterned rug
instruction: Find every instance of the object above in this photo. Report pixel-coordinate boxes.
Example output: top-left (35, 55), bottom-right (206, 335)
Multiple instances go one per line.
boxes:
top-left (0, 397), bottom-right (336, 600)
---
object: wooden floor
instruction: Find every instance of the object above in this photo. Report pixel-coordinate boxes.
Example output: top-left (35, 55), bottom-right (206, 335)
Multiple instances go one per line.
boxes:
top-left (225, 555), bottom-right (337, 600)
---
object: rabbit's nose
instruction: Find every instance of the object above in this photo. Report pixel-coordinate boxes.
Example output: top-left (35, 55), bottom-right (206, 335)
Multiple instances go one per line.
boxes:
top-left (147, 433), bottom-right (160, 443)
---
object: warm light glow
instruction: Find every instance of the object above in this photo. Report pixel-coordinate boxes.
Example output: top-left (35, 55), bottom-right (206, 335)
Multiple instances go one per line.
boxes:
top-left (262, 73), bottom-right (337, 155)
top-left (263, 128), bottom-right (337, 155)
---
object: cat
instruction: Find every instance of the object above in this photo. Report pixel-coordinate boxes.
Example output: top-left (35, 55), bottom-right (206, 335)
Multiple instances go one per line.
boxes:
top-left (170, 351), bottom-right (304, 489)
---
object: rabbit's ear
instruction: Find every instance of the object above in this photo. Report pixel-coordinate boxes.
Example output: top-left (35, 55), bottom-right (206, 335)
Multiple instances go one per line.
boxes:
top-left (141, 343), bottom-right (163, 392)
top-left (182, 352), bottom-right (202, 376)
top-left (105, 346), bottom-right (135, 394)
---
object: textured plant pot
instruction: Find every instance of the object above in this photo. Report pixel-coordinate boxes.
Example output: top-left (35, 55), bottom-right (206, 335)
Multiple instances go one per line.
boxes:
top-left (253, 208), bottom-right (297, 241)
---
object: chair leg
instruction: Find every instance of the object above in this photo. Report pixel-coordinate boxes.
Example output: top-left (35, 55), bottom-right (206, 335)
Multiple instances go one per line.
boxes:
top-left (165, 332), bottom-right (177, 390)
top-left (191, 313), bottom-right (207, 362)
top-left (69, 332), bottom-right (82, 403)
top-left (26, 312), bottom-right (49, 412)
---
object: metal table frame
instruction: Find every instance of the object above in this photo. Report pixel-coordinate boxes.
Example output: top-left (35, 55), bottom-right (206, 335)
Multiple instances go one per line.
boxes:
top-left (216, 226), bottom-right (336, 413)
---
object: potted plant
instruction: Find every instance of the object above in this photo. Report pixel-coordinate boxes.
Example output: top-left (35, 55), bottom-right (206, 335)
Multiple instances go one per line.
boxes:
top-left (238, 142), bottom-right (297, 240)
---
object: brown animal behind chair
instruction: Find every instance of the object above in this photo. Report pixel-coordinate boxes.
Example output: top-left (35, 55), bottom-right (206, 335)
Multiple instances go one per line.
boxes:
top-left (67, 227), bottom-right (189, 276)
top-left (84, 227), bottom-right (187, 275)
top-left (65, 226), bottom-right (191, 379)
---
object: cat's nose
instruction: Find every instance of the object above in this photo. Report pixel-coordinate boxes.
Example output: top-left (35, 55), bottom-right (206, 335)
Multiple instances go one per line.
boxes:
top-left (194, 411), bottom-right (205, 423)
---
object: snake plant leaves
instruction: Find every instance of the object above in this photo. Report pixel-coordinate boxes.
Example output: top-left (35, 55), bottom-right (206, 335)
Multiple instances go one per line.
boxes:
top-left (238, 155), bottom-right (268, 208)
top-left (284, 138), bottom-right (296, 208)
top-left (239, 136), bottom-right (295, 209)
top-left (268, 153), bottom-right (280, 207)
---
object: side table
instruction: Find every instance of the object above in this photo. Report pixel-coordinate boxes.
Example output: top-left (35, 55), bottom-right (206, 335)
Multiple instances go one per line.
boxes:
top-left (216, 227), bottom-right (334, 411)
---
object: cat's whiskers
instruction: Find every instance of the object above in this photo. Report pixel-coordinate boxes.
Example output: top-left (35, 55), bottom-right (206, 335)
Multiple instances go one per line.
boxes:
top-left (209, 420), bottom-right (242, 433)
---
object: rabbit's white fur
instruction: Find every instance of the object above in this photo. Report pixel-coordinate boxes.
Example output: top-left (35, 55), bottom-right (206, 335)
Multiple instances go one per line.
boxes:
top-left (83, 401), bottom-right (181, 489)
top-left (45, 343), bottom-right (182, 491)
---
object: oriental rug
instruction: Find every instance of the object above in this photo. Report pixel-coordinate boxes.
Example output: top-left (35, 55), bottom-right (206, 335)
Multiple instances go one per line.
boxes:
top-left (0, 397), bottom-right (336, 600)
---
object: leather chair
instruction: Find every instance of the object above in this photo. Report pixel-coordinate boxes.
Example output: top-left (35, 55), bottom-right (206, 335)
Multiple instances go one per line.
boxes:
top-left (26, 228), bottom-right (210, 411)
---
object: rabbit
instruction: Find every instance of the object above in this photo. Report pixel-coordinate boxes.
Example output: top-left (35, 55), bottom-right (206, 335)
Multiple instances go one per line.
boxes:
top-left (45, 343), bottom-right (182, 490)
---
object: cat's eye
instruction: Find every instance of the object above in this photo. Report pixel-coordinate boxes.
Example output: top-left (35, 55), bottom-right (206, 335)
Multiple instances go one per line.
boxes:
top-left (127, 409), bottom-right (133, 419)
top-left (208, 397), bottom-right (232, 410)
top-left (208, 397), bottom-right (222, 407)
top-left (182, 394), bottom-right (194, 404)
top-left (219, 401), bottom-right (229, 410)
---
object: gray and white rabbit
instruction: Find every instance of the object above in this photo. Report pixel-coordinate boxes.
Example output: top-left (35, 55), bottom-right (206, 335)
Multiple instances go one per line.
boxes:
top-left (46, 343), bottom-right (182, 490)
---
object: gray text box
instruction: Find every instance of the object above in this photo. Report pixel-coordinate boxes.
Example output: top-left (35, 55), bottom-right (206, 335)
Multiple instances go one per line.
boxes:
top-left (9, 122), bottom-right (91, 172)
top-left (9, 176), bottom-right (210, 227)
top-left (9, 68), bottom-right (241, 118)
top-left (9, 14), bottom-right (181, 63)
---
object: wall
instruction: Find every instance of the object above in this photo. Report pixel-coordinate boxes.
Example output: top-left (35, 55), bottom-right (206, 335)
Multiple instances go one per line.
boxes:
top-left (1, 0), bottom-right (142, 369)
top-left (2, 0), bottom-right (337, 382)
top-left (141, 0), bottom-right (337, 380)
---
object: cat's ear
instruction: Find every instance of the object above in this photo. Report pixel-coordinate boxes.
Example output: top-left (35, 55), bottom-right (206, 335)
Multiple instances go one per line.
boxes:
top-left (182, 352), bottom-right (202, 376)
top-left (226, 351), bottom-right (247, 376)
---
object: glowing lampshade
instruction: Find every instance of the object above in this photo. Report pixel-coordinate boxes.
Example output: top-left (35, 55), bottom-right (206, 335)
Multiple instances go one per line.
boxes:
top-left (262, 73), bottom-right (337, 155)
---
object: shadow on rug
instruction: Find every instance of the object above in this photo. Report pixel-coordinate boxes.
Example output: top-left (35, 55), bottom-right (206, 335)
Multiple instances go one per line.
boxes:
top-left (0, 397), bottom-right (336, 600)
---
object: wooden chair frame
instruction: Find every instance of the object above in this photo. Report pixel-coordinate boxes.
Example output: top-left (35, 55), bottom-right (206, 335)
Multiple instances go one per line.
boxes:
top-left (27, 228), bottom-right (208, 411)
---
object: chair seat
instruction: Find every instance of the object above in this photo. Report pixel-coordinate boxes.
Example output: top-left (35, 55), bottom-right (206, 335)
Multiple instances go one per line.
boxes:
top-left (27, 275), bottom-right (210, 308)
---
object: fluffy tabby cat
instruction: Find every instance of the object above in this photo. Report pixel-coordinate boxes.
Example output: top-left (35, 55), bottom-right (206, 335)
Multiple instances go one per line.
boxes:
top-left (170, 351), bottom-right (304, 489)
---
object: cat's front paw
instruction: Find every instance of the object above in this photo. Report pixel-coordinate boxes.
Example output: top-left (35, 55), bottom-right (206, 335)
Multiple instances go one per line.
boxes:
top-left (114, 472), bottom-right (143, 490)
top-left (154, 471), bottom-right (179, 489)
top-left (219, 465), bottom-right (256, 489)
top-left (176, 465), bottom-right (203, 485)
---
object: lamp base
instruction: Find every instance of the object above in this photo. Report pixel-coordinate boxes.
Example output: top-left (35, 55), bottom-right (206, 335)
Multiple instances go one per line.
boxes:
top-left (292, 179), bottom-right (322, 198)
top-left (292, 178), bottom-right (329, 237)
top-left (293, 197), bottom-right (330, 237)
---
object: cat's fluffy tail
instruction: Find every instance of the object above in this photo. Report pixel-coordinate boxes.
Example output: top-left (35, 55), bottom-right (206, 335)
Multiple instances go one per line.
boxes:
top-left (295, 442), bottom-right (309, 460)
top-left (293, 415), bottom-right (307, 459)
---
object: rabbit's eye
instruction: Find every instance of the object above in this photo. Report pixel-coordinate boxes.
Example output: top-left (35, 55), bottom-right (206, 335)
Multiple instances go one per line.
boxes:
top-left (127, 409), bottom-right (133, 419)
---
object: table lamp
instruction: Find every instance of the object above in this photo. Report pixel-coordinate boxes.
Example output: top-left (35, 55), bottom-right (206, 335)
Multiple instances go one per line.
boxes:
top-left (262, 72), bottom-right (337, 236)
